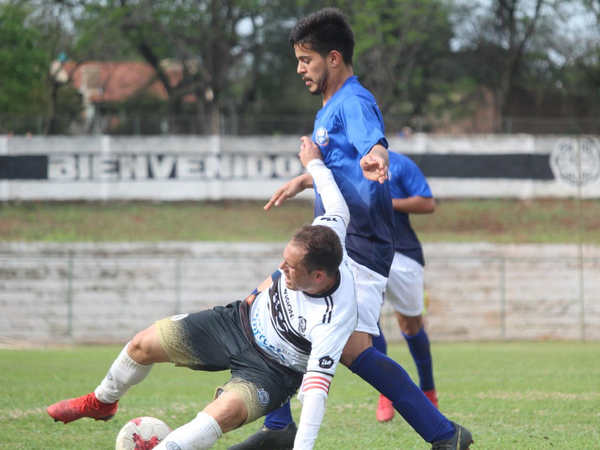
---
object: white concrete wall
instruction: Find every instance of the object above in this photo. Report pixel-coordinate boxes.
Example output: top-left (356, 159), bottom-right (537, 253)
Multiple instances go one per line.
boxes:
top-left (1, 242), bottom-right (598, 346)
top-left (2, 134), bottom-right (600, 200)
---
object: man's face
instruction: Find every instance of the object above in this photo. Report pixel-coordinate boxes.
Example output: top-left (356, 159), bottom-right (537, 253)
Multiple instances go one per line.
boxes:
top-left (279, 241), bottom-right (314, 292)
top-left (294, 43), bottom-right (329, 96)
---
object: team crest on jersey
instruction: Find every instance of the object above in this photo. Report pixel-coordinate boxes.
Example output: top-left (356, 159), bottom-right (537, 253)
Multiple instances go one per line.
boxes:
top-left (298, 316), bottom-right (307, 334)
top-left (257, 388), bottom-right (270, 406)
top-left (315, 127), bottom-right (329, 146)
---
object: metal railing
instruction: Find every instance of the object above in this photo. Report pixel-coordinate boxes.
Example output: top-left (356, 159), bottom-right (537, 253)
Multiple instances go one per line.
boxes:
top-left (2, 114), bottom-right (599, 136)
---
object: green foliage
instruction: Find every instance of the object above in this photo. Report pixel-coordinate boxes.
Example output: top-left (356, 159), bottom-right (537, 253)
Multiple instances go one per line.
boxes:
top-left (1, 342), bottom-right (599, 449)
top-left (0, 2), bottom-right (50, 119)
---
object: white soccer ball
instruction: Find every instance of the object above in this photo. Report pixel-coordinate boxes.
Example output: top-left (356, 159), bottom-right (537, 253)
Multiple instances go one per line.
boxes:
top-left (115, 416), bottom-right (172, 450)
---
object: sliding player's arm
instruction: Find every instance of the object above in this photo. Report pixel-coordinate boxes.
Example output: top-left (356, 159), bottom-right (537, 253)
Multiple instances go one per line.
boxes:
top-left (244, 269), bottom-right (282, 305)
top-left (300, 137), bottom-right (350, 229)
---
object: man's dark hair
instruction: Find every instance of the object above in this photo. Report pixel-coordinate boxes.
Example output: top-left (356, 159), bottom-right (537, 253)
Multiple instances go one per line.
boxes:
top-left (291, 224), bottom-right (343, 277)
top-left (289, 7), bottom-right (354, 65)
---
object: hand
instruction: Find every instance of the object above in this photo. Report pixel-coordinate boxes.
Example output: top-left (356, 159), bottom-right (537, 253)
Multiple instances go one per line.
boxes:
top-left (264, 174), bottom-right (312, 210)
top-left (299, 136), bottom-right (323, 168)
top-left (360, 153), bottom-right (388, 184)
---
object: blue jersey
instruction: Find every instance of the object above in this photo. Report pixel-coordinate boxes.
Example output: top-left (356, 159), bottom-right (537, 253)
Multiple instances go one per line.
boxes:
top-left (388, 151), bottom-right (433, 266)
top-left (311, 76), bottom-right (395, 277)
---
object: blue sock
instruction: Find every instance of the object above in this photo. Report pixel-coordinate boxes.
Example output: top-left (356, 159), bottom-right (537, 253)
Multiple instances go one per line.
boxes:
top-left (263, 400), bottom-right (293, 430)
top-left (349, 347), bottom-right (453, 442)
top-left (403, 326), bottom-right (435, 392)
top-left (372, 322), bottom-right (387, 355)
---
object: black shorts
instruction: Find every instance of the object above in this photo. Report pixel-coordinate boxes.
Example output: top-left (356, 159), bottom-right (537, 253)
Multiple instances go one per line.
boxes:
top-left (156, 301), bottom-right (302, 424)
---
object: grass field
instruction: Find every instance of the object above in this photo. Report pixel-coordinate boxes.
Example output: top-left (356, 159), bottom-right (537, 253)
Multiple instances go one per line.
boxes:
top-left (1, 199), bottom-right (599, 244)
top-left (1, 342), bottom-right (599, 450)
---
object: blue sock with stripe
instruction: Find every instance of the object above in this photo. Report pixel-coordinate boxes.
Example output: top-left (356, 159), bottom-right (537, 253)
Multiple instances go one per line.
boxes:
top-left (403, 326), bottom-right (435, 392)
top-left (349, 347), bottom-right (453, 442)
top-left (263, 400), bottom-right (293, 430)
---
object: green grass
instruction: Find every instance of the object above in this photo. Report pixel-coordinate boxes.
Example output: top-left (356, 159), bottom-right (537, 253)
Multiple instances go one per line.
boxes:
top-left (1, 199), bottom-right (600, 244)
top-left (1, 342), bottom-right (599, 449)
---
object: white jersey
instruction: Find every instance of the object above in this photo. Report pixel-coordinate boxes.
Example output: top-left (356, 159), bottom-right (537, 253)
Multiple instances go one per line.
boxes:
top-left (249, 158), bottom-right (356, 450)
top-left (248, 214), bottom-right (357, 377)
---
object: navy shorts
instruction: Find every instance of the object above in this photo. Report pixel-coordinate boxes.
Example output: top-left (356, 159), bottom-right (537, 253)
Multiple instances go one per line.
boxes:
top-left (156, 301), bottom-right (301, 423)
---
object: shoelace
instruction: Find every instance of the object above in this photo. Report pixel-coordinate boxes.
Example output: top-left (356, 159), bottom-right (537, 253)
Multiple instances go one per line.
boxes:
top-left (80, 394), bottom-right (99, 412)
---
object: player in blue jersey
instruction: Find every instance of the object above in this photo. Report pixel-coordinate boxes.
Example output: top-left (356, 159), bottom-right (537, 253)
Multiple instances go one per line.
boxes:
top-left (228, 8), bottom-right (473, 450)
top-left (373, 150), bottom-right (439, 423)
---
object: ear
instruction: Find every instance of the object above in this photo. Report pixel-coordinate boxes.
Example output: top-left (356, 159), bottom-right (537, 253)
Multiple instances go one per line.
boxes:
top-left (329, 50), bottom-right (343, 68)
top-left (312, 270), bottom-right (327, 284)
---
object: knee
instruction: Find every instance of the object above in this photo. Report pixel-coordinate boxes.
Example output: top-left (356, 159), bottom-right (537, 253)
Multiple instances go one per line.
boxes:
top-left (340, 332), bottom-right (373, 367)
top-left (397, 314), bottom-right (423, 336)
top-left (340, 352), bottom-right (356, 367)
top-left (128, 331), bottom-right (154, 365)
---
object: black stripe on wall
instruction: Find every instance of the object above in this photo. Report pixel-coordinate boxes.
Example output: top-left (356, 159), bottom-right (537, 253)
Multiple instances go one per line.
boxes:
top-left (407, 154), bottom-right (554, 180)
top-left (0, 153), bottom-right (555, 181)
top-left (0, 155), bottom-right (48, 180)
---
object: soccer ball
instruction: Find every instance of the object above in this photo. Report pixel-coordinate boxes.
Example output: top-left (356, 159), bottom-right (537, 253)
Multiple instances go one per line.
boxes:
top-left (115, 416), bottom-right (172, 450)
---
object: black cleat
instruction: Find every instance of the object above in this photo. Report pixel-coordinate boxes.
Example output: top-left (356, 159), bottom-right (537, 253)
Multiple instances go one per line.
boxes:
top-left (227, 422), bottom-right (297, 450)
top-left (431, 422), bottom-right (474, 450)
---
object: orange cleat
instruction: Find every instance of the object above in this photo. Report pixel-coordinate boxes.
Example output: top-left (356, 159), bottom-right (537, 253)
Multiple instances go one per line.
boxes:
top-left (47, 392), bottom-right (118, 424)
top-left (423, 389), bottom-right (439, 409)
top-left (376, 394), bottom-right (395, 422)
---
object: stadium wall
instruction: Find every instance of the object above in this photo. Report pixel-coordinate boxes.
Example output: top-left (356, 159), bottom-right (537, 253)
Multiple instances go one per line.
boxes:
top-left (1, 134), bottom-right (600, 200)
top-left (1, 242), bottom-right (598, 346)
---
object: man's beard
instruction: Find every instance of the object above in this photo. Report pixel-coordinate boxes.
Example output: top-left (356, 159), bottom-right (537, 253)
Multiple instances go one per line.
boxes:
top-left (308, 68), bottom-right (329, 96)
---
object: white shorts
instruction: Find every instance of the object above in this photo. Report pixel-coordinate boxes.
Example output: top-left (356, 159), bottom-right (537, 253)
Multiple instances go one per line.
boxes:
top-left (347, 257), bottom-right (388, 337)
top-left (384, 252), bottom-right (424, 317)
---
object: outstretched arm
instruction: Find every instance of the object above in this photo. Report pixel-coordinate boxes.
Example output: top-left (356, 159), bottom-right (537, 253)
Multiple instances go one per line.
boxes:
top-left (392, 196), bottom-right (436, 214)
top-left (300, 136), bottom-right (350, 227)
top-left (263, 173), bottom-right (314, 210)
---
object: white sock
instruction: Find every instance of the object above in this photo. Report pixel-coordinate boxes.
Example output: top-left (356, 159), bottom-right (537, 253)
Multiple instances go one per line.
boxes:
top-left (95, 342), bottom-right (153, 403)
top-left (153, 412), bottom-right (223, 450)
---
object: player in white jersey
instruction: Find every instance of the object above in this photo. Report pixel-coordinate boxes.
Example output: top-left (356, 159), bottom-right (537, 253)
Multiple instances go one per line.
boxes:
top-left (46, 139), bottom-right (356, 450)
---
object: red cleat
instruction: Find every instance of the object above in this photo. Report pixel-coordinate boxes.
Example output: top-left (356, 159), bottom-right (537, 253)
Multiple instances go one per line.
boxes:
top-left (47, 392), bottom-right (118, 424)
top-left (423, 389), bottom-right (439, 409)
top-left (376, 394), bottom-right (395, 422)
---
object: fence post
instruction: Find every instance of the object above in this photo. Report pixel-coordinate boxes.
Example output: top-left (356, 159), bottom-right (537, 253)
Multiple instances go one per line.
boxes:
top-left (576, 138), bottom-right (586, 342)
top-left (499, 258), bottom-right (506, 340)
top-left (67, 253), bottom-right (74, 341)
top-left (174, 258), bottom-right (182, 315)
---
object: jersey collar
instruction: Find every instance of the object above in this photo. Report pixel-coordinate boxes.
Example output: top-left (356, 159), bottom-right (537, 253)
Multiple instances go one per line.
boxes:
top-left (304, 269), bottom-right (341, 298)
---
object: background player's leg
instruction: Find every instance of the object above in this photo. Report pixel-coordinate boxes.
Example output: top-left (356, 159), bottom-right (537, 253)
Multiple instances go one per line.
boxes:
top-left (372, 323), bottom-right (395, 422)
top-left (264, 400), bottom-right (293, 430)
top-left (399, 314), bottom-right (437, 407)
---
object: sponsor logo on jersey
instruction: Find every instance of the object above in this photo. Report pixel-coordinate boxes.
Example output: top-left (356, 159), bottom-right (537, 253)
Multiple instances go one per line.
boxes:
top-left (166, 442), bottom-right (182, 450)
top-left (298, 316), bottom-right (307, 334)
top-left (318, 356), bottom-right (334, 369)
top-left (106, 370), bottom-right (113, 381)
top-left (251, 310), bottom-right (287, 364)
top-left (272, 289), bottom-right (292, 335)
top-left (257, 388), bottom-right (270, 406)
top-left (315, 127), bottom-right (329, 146)
top-left (284, 290), bottom-right (295, 319)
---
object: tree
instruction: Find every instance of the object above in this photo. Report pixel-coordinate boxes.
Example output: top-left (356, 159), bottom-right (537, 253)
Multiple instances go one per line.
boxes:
top-left (73, 0), bottom-right (288, 134)
top-left (0, 1), bottom-right (49, 129)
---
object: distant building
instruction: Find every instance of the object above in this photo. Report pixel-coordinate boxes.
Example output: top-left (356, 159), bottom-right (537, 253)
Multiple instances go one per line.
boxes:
top-left (54, 60), bottom-right (196, 133)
